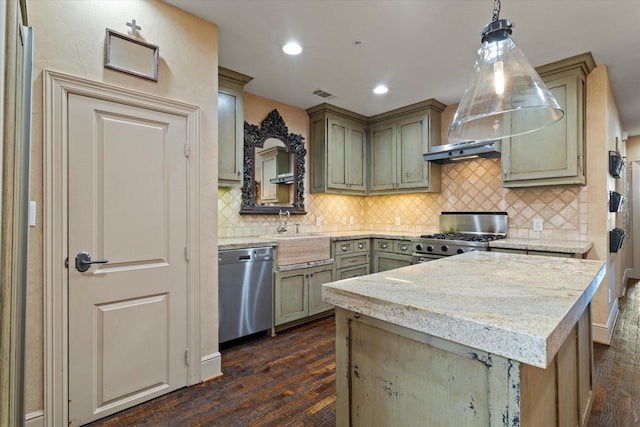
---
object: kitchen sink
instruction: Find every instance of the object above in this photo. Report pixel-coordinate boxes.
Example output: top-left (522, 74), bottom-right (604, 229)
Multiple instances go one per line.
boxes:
top-left (262, 233), bottom-right (331, 266)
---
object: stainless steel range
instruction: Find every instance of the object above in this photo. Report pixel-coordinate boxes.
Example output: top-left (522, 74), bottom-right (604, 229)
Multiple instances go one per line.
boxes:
top-left (411, 212), bottom-right (508, 262)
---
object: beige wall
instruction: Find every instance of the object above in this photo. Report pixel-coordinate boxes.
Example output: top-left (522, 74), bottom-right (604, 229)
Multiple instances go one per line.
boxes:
top-left (586, 64), bottom-right (628, 342)
top-left (26, 0), bottom-right (218, 413)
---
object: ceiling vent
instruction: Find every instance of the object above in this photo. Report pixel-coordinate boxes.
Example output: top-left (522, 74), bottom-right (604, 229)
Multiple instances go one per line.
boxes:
top-left (312, 89), bottom-right (335, 99)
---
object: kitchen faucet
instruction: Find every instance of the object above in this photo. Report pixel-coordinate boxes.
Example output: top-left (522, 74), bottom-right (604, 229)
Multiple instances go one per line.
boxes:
top-left (277, 210), bottom-right (290, 233)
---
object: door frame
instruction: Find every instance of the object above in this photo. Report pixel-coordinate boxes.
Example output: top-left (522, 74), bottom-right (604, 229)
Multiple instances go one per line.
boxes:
top-left (632, 161), bottom-right (640, 280)
top-left (43, 70), bottom-right (201, 427)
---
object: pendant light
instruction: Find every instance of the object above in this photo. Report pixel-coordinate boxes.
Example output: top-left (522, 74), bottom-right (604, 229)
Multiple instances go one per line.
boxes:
top-left (448, 0), bottom-right (564, 143)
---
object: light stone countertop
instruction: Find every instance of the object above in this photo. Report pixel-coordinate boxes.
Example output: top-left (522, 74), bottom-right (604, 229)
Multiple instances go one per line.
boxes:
top-left (322, 251), bottom-right (605, 368)
top-left (328, 231), bottom-right (415, 241)
top-left (218, 236), bottom-right (279, 251)
top-left (489, 238), bottom-right (593, 254)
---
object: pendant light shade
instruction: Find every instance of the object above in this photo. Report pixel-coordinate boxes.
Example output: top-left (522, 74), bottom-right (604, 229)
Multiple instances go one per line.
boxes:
top-left (448, 16), bottom-right (564, 143)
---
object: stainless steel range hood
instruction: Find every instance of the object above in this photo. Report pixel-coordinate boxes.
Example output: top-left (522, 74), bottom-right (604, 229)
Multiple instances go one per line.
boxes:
top-left (423, 140), bottom-right (501, 164)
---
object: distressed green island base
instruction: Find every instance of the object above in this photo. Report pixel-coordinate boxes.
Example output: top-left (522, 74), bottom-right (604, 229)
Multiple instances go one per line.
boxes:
top-left (335, 305), bottom-right (592, 427)
top-left (323, 251), bottom-right (605, 427)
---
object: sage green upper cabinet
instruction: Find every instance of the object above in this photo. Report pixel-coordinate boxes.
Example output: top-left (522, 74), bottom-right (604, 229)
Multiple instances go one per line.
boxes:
top-left (218, 67), bottom-right (252, 186)
top-left (501, 53), bottom-right (595, 188)
top-left (369, 100), bottom-right (444, 194)
top-left (307, 104), bottom-right (368, 195)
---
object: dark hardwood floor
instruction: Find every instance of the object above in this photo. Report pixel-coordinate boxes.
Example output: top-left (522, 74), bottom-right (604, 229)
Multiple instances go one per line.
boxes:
top-left (589, 280), bottom-right (640, 427)
top-left (86, 316), bottom-right (336, 427)
top-left (88, 281), bottom-right (640, 427)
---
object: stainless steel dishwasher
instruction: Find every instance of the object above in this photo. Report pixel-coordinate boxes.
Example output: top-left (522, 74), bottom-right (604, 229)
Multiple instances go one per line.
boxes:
top-left (218, 247), bottom-right (273, 343)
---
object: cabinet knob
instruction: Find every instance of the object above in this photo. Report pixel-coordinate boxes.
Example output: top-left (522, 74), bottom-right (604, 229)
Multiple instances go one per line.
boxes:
top-left (381, 243), bottom-right (388, 249)
top-left (341, 245), bottom-right (348, 252)
top-left (358, 243), bottom-right (365, 249)
top-left (400, 245), bottom-right (408, 251)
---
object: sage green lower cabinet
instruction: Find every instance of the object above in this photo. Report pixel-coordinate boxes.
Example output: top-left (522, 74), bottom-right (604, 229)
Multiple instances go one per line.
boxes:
top-left (501, 53), bottom-right (595, 188)
top-left (333, 239), bottom-right (370, 279)
top-left (274, 263), bottom-right (336, 327)
top-left (335, 306), bottom-right (594, 426)
top-left (372, 238), bottom-right (413, 273)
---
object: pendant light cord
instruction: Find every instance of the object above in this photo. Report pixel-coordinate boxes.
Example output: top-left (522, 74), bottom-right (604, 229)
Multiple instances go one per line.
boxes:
top-left (492, 0), bottom-right (501, 22)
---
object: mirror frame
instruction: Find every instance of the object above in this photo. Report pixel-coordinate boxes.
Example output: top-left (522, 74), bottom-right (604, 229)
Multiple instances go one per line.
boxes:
top-left (240, 109), bottom-right (307, 215)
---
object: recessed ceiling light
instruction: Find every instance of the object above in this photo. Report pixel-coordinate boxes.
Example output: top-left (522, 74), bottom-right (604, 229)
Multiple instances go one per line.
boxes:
top-left (282, 42), bottom-right (302, 55)
top-left (373, 85), bottom-right (389, 95)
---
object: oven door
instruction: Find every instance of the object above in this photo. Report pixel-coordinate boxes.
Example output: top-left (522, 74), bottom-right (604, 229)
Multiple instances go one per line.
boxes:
top-left (411, 254), bottom-right (447, 264)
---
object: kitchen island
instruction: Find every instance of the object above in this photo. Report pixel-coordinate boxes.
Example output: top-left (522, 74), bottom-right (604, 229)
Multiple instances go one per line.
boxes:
top-left (322, 251), bottom-right (605, 427)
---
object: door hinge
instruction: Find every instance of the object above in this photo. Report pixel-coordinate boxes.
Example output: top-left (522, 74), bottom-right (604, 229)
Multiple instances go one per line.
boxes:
top-left (185, 348), bottom-right (190, 366)
top-left (184, 246), bottom-right (189, 262)
top-left (184, 143), bottom-right (190, 158)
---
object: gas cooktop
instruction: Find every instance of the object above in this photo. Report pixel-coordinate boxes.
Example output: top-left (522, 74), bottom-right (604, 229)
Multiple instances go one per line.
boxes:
top-left (419, 233), bottom-right (507, 243)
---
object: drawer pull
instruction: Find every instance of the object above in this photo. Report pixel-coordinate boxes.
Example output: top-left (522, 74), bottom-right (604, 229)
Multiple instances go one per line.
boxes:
top-left (358, 243), bottom-right (365, 249)
top-left (400, 245), bottom-right (408, 251)
top-left (341, 245), bottom-right (348, 252)
top-left (380, 243), bottom-right (388, 249)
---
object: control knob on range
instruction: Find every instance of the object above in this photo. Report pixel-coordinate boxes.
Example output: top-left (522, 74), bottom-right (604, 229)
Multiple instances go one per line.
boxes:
top-left (441, 245), bottom-right (449, 252)
top-left (456, 248), bottom-right (465, 254)
top-left (415, 243), bottom-right (424, 252)
top-left (426, 245), bottom-right (435, 252)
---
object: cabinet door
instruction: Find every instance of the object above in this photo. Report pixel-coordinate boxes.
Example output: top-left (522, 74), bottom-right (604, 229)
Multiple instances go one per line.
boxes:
top-left (373, 252), bottom-right (412, 273)
top-left (327, 119), bottom-right (367, 193)
top-left (327, 118), bottom-right (349, 190)
top-left (308, 265), bottom-right (335, 316)
top-left (396, 115), bottom-right (430, 190)
top-left (217, 88), bottom-right (243, 185)
top-left (274, 269), bottom-right (308, 326)
top-left (502, 73), bottom-right (583, 187)
top-left (347, 125), bottom-right (367, 192)
top-left (370, 123), bottom-right (397, 192)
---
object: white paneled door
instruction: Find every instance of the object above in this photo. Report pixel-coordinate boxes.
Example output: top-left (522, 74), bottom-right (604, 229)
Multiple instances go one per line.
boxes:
top-left (67, 94), bottom-right (189, 426)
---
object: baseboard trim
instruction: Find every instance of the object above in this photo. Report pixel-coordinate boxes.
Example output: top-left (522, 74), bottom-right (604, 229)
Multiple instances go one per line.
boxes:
top-left (201, 352), bottom-right (222, 381)
top-left (25, 410), bottom-right (44, 427)
top-left (592, 297), bottom-right (620, 345)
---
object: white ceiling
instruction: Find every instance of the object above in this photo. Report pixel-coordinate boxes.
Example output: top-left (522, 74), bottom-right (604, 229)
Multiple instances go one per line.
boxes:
top-left (164, 0), bottom-right (640, 136)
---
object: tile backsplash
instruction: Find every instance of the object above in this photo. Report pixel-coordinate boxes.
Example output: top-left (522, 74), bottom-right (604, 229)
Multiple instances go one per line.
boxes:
top-left (218, 158), bottom-right (586, 241)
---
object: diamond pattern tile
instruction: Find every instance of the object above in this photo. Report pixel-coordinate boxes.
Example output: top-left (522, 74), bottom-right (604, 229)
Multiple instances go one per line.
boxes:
top-left (218, 158), bottom-right (586, 241)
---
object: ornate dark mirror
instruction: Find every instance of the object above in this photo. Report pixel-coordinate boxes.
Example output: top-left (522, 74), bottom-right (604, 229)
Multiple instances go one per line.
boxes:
top-left (241, 109), bottom-right (306, 215)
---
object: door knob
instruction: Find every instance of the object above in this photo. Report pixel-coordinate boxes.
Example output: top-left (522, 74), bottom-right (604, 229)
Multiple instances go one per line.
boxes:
top-left (75, 251), bottom-right (109, 272)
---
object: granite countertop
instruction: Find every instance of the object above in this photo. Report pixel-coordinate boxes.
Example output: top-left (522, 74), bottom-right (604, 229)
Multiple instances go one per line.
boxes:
top-left (218, 236), bottom-right (279, 251)
top-left (220, 232), bottom-right (593, 255)
top-left (328, 231), bottom-right (416, 241)
top-left (322, 251), bottom-right (605, 368)
top-left (489, 238), bottom-right (592, 254)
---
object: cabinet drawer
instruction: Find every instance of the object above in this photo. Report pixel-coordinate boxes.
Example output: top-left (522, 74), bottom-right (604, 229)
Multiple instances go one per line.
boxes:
top-left (374, 239), bottom-right (394, 252)
top-left (338, 265), bottom-right (370, 280)
top-left (394, 241), bottom-right (411, 254)
top-left (337, 253), bottom-right (369, 269)
top-left (334, 239), bottom-right (369, 255)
